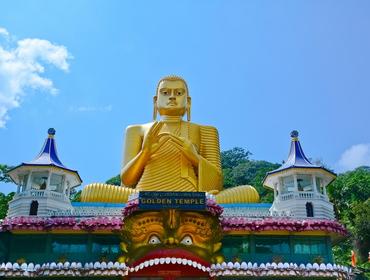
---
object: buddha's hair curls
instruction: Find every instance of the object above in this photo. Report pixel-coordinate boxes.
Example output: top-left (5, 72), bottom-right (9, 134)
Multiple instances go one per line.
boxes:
top-left (156, 75), bottom-right (189, 96)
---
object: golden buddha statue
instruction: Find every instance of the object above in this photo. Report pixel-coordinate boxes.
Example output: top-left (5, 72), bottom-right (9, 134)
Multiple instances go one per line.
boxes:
top-left (81, 76), bottom-right (259, 204)
top-left (121, 76), bottom-right (222, 193)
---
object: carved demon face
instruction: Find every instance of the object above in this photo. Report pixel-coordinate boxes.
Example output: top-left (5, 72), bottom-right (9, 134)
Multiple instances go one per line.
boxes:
top-left (119, 209), bottom-right (223, 265)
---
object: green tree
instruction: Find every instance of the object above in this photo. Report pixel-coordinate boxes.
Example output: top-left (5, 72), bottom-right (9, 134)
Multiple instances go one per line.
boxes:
top-left (221, 147), bottom-right (251, 169)
top-left (220, 148), bottom-right (279, 202)
top-left (0, 192), bottom-right (15, 219)
top-left (328, 167), bottom-right (370, 264)
top-left (0, 164), bottom-right (12, 183)
top-left (106, 175), bottom-right (121, 186)
top-left (329, 166), bottom-right (370, 221)
top-left (352, 199), bottom-right (370, 262)
top-left (0, 164), bottom-right (14, 219)
top-left (70, 190), bottom-right (82, 202)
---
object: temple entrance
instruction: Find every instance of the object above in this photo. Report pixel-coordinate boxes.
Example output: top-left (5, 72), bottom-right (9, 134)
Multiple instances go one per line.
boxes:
top-left (306, 202), bottom-right (314, 217)
top-left (29, 200), bottom-right (39, 216)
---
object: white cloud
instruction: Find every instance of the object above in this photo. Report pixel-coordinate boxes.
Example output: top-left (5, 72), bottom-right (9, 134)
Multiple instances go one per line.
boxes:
top-left (337, 143), bottom-right (370, 172)
top-left (0, 27), bottom-right (71, 128)
top-left (0, 27), bottom-right (9, 38)
top-left (70, 105), bottom-right (113, 112)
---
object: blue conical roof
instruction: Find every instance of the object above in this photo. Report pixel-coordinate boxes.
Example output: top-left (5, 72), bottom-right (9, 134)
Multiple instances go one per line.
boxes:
top-left (26, 128), bottom-right (67, 168)
top-left (266, 130), bottom-right (335, 176)
top-left (8, 128), bottom-right (82, 185)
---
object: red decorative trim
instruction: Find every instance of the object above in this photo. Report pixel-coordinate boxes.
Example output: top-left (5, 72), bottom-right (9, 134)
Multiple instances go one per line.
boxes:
top-left (0, 216), bottom-right (122, 232)
top-left (221, 217), bottom-right (348, 235)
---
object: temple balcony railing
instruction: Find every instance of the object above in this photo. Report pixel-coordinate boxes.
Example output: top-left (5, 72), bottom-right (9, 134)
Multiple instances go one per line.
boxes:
top-left (221, 203), bottom-right (272, 218)
top-left (278, 191), bottom-right (328, 202)
top-left (14, 189), bottom-right (69, 202)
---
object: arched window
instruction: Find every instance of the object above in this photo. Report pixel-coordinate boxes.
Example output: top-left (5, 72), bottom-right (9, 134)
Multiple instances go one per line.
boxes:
top-left (29, 200), bottom-right (39, 216)
top-left (306, 202), bottom-right (314, 217)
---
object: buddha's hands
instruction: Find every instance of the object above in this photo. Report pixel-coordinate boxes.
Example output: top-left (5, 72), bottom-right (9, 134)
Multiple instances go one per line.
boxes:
top-left (142, 122), bottom-right (168, 156)
top-left (162, 133), bottom-right (200, 166)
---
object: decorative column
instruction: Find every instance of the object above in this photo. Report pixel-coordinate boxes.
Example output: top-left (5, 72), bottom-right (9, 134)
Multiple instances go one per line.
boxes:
top-left (46, 170), bottom-right (51, 191)
top-left (312, 175), bottom-right (318, 194)
top-left (26, 171), bottom-right (33, 191)
top-left (293, 174), bottom-right (298, 198)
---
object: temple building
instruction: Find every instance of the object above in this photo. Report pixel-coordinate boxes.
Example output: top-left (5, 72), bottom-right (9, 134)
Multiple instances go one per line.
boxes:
top-left (263, 130), bottom-right (336, 220)
top-left (0, 129), bottom-right (350, 279)
top-left (0, 76), bottom-right (352, 280)
top-left (6, 128), bottom-right (82, 217)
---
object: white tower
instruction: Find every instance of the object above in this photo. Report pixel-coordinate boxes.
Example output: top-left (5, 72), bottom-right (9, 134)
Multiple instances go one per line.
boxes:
top-left (263, 131), bottom-right (336, 219)
top-left (7, 128), bottom-right (82, 217)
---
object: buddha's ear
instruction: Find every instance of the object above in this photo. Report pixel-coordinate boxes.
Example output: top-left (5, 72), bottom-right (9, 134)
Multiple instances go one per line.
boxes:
top-left (153, 96), bottom-right (158, 121)
top-left (186, 96), bottom-right (191, 121)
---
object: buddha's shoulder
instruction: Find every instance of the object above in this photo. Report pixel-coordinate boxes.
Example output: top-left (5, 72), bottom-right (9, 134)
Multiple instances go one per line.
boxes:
top-left (188, 122), bottom-right (219, 134)
top-left (125, 122), bottom-right (154, 134)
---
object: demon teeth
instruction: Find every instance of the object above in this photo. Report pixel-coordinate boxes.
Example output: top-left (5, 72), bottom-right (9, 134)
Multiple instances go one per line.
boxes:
top-left (131, 257), bottom-right (210, 274)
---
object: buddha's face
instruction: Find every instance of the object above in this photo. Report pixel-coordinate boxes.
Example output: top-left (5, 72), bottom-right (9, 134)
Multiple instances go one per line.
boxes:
top-left (156, 79), bottom-right (189, 117)
top-left (119, 210), bottom-right (223, 265)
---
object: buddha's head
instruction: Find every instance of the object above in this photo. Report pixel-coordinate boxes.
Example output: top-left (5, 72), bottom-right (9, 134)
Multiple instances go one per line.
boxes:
top-left (154, 75), bottom-right (191, 121)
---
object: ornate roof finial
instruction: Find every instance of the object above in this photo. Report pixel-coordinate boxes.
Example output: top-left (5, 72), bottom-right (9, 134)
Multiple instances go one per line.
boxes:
top-left (290, 130), bottom-right (299, 140)
top-left (48, 128), bottom-right (56, 137)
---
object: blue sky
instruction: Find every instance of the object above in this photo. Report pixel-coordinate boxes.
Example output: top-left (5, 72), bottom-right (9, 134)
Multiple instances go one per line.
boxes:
top-left (1, 0), bottom-right (369, 193)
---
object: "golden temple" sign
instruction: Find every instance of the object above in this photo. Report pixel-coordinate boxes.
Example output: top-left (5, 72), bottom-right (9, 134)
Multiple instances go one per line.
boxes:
top-left (138, 191), bottom-right (206, 210)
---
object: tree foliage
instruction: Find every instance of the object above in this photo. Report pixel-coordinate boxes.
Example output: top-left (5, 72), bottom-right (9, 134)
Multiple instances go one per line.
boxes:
top-left (328, 166), bottom-right (370, 219)
top-left (70, 190), bottom-right (82, 202)
top-left (221, 148), bottom-right (279, 202)
top-left (0, 192), bottom-right (15, 219)
top-left (221, 147), bottom-right (251, 169)
top-left (328, 166), bottom-right (370, 264)
top-left (0, 164), bottom-right (14, 219)
top-left (106, 175), bottom-right (121, 186)
top-left (0, 164), bottom-right (13, 183)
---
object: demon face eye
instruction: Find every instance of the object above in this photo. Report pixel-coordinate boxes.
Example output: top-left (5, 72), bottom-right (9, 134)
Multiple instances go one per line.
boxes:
top-left (180, 235), bottom-right (193, 246)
